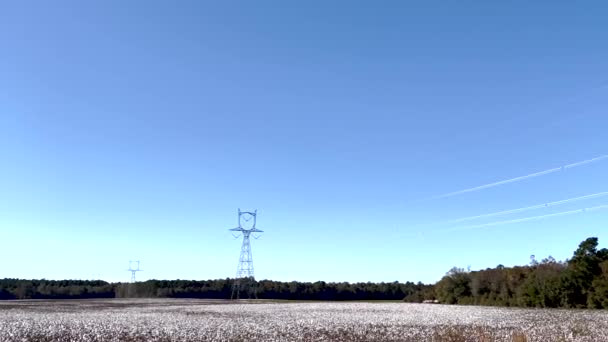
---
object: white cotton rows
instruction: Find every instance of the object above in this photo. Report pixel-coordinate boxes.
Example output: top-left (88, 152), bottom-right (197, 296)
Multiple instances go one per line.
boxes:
top-left (0, 299), bottom-right (606, 341)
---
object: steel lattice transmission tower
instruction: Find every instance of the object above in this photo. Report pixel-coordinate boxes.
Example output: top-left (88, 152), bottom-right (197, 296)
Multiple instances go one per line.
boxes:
top-left (127, 260), bottom-right (142, 283)
top-left (229, 209), bottom-right (263, 299)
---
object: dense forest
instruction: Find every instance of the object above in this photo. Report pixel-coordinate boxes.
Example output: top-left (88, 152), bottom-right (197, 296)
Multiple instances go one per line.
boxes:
top-left (115, 279), bottom-right (433, 301)
top-left (0, 278), bottom-right (430, 301)
top-left (435, 237), bottom-right (608, 309)
top-left (0, 280), bottom-right (114, 300)
top-left (1, 237), bottom-right (606, 309)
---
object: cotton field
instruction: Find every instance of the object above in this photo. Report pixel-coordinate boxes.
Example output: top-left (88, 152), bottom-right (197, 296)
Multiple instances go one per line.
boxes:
top-left (1, 299), bottom-right (607, 341)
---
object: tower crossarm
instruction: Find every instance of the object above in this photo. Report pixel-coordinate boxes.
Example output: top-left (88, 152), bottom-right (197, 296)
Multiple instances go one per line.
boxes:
top-left (229, 227), bottom-right (263, 232)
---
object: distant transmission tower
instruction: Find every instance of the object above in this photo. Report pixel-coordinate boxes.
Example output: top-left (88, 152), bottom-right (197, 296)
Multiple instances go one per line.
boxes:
top-left (127, 260), bottom-right (142, 283)
top-left (230, 209), bottom-right (263, 299)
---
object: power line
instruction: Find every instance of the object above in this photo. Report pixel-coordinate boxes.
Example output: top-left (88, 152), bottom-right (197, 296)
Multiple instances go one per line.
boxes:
top-left (439, 191), bottom-right (608, 225)
top-left (428, 155), bottom-right (608, 200)
top-left (441, 204), bottom-right (608, 232)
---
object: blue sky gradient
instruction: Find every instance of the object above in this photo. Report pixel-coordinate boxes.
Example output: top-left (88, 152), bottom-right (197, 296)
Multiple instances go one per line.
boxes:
top-left (1, 1), bottom-right (607, 283)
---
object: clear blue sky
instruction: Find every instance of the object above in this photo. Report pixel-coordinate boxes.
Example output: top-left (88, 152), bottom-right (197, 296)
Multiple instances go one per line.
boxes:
top-left (1, 1), bottom-right (607, 284)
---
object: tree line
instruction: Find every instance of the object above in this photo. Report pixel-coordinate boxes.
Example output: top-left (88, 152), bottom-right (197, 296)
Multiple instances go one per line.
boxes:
top-left (0, 278), bottom-right (431, 301)
top-left (435, 237), bottom-right (608, 309)
top-left (1, 237), bottom-right (606, 309)
top-left (0, 279), bottom-right (114, 300)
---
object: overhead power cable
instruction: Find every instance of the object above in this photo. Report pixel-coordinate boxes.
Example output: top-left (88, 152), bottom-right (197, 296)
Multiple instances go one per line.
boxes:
top-left (440, 191), bottom-right (608, 225)
top-left (441, 204), bottom-right (608, 232)
top-left (429, 155), bottom-right (608, 200)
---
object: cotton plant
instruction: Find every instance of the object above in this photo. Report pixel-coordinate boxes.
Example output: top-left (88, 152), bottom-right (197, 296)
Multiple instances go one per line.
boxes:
top-left (0, 300), bottom-right (606, 341)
